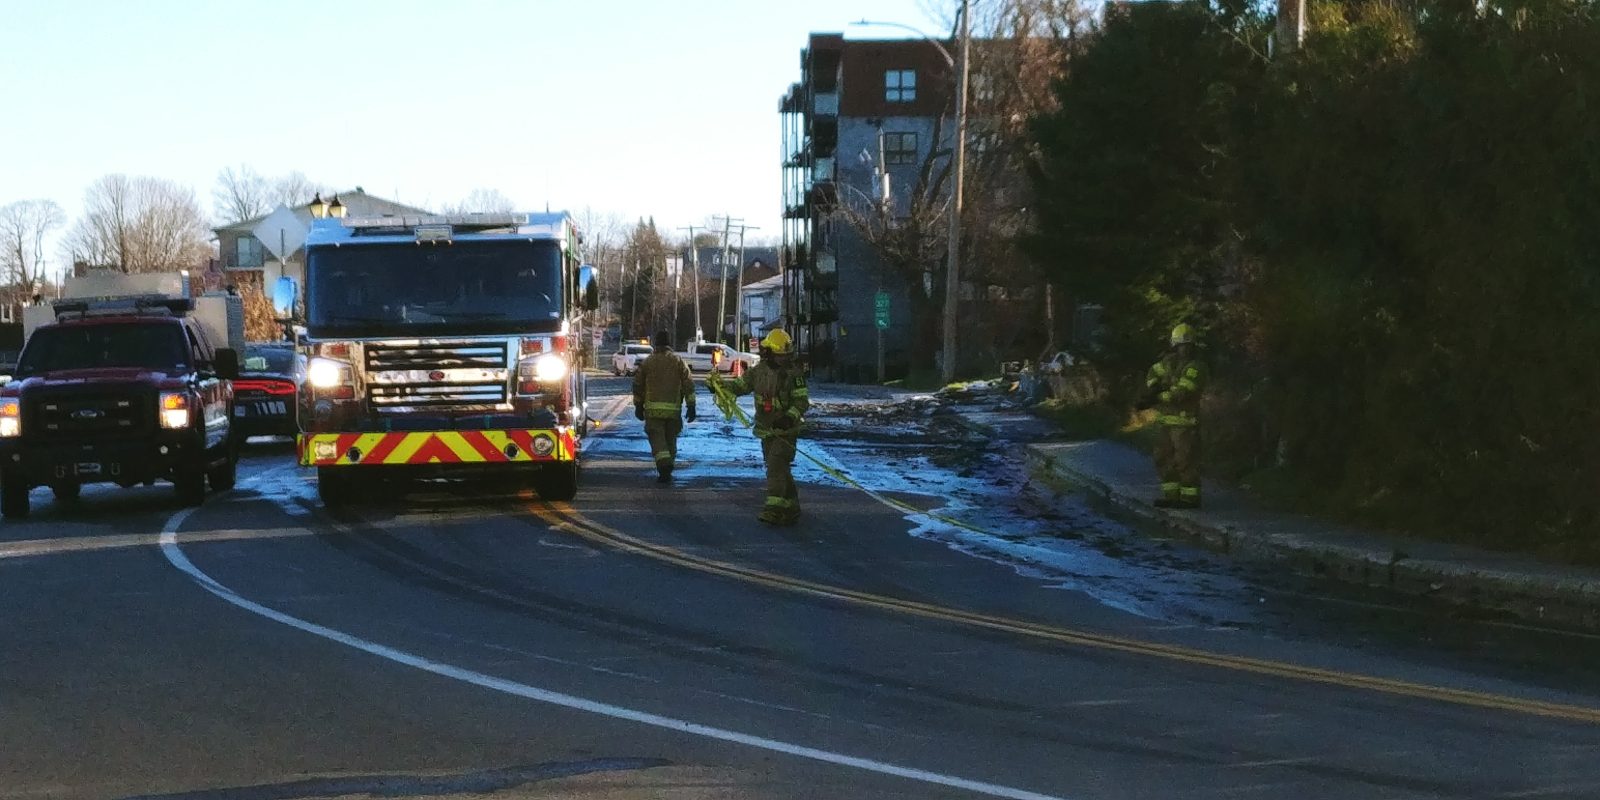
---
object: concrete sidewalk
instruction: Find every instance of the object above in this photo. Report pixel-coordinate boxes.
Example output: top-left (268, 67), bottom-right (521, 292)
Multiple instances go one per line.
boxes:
top-left (1027, 439), bottom-right (1600, 631)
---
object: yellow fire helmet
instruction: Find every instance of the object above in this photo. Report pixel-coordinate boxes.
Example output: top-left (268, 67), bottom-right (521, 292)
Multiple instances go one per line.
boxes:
top-left (1170, 323), bottom-right (1196, 346)
top-left (761, 328), bottom-right (793, 354)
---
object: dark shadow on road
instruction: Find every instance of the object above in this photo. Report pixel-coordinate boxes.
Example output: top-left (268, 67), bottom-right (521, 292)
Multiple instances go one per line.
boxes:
top-left (114, 759), bottom-right (673, 800)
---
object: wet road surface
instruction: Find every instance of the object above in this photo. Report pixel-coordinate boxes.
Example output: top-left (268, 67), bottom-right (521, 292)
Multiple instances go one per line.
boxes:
top-left (6, 376), bottom-right (1600, 799)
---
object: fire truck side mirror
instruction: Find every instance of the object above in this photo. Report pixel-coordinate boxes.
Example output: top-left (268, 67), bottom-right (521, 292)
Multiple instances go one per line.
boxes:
top-left (578, 264), bottom-right (600, 312)
top-left (271, 276), bottom-right (298, 321)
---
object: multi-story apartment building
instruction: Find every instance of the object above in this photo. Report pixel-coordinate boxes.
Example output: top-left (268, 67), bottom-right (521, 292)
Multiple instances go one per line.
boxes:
top-left (781, 33), bottom-right (954, 381)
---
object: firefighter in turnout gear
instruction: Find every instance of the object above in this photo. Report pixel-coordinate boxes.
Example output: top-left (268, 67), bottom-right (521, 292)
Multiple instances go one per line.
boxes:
top-left (1141, 323), bottom-right (1207, 508)
top-left (711, 328), bottom-right (809, 525)
top-left (633, 330), bottom-right (697, 482)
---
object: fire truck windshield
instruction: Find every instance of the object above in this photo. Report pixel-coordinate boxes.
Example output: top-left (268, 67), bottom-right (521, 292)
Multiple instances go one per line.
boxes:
top-left (305, 239), bottom-right (564, 337)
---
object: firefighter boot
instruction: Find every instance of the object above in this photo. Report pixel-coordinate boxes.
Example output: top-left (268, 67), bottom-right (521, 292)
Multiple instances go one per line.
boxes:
top-left (1176, 486), bottom-right (1201, 509)
top-left (1154, 481), bottom-right (1182, 508)
top-left (758, 497), bottom-right (787, 525)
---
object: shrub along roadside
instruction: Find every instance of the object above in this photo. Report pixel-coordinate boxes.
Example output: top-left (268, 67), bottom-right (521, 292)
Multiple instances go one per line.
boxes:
top-left (1027, 0), bottom-right (1600, 561)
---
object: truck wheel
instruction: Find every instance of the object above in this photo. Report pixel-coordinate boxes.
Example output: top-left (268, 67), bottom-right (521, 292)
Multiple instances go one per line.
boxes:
top-left (2, 475), bottom-right (30, 519)
top-left (535, 462), bottom-right (579, 502)
top-left (175, 468), bottom-right (206, 507)
top-left (317, 468), bottom-right (353, 507)
top-left (52, 483), bottom-right (80, 504)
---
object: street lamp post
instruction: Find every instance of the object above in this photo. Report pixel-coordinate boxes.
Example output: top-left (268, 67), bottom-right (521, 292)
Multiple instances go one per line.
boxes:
top-left (853, 1), bottom-right (970, 383)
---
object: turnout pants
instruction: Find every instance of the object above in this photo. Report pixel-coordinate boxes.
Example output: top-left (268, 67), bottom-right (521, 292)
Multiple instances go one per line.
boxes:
top-left (761, 435), bottom-right (799, 514)
top-left (1153, 424), bottom-right (1201, 503)
top-left (645, 417), bottom-right (683, 472)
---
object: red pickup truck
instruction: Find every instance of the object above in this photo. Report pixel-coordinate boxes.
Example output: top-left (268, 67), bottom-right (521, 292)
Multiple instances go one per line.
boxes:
top-left (0, 298), bottom-right (240, 518)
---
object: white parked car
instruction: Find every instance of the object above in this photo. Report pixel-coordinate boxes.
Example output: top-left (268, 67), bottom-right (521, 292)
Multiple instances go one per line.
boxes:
top-left (682, 342), bottom-right (759, 374)
top-left (611, 344), bottom-right (654, 375)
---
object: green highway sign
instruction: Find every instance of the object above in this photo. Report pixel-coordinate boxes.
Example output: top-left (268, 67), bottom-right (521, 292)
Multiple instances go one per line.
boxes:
top-left (874, 291), bottom-right (890, 330)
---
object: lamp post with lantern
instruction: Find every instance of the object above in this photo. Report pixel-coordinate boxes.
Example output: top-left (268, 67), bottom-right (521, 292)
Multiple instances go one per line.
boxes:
top-left (308, 193), bottom-right (346, 220)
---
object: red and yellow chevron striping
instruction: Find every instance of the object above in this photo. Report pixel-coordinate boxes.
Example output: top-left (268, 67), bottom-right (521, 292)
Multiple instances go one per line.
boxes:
top-left (298, 429), bottom-right (577, 467)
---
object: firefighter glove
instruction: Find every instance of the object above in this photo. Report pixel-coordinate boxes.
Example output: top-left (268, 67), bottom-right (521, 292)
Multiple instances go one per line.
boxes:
top-left (634, 405), bottom-right (645, 421)
top-left (685, 406), bottom-right (697, 423)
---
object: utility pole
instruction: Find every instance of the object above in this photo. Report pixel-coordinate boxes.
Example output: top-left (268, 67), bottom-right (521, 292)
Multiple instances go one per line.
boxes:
top-left (677, 225), bottom-right (702, 342)
top-left (733, 223), bottom-right (760, 349)
top-left (713, 215), bottom-right (742, 345)
top-left (940, 0), bottom-right (971, 384)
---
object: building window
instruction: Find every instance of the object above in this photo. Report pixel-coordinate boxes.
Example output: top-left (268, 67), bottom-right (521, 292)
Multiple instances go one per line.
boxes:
top-left (0, 305), bottom-right (12, 323)
top-left (883, 132), bottom-right (918, 166)
top-left (235, 236), bottom-right (264, 268)
top-left (885, 69), bottom-right (916, 102)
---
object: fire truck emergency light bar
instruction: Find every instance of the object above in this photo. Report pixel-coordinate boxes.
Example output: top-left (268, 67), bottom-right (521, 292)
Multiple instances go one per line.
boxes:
top-left (337, 213), bottom-right (562, 243)
top-left (342, 214), bottom-right (527, 229)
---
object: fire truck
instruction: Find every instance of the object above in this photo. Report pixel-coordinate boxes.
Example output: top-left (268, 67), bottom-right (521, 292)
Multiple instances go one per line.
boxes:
top-left (295, 212), bottom-right (598, 505)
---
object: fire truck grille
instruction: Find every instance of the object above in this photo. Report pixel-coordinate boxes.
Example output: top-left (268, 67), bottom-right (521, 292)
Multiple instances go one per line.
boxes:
top-left (364, 342), bottom-right (510, 408)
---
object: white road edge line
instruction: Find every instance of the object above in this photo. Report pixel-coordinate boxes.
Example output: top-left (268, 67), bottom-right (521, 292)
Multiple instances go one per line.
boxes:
top-left (157, 507), bottom-right (1070, 800)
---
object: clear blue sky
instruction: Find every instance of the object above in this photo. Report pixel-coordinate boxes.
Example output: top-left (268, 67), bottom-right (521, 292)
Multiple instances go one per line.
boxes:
top-left (0, 0), bottom-right (942, 266)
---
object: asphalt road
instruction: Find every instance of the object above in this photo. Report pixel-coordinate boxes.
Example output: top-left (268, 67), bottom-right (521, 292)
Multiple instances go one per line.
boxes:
top-left (6, 375), bottom-right (1600, 799)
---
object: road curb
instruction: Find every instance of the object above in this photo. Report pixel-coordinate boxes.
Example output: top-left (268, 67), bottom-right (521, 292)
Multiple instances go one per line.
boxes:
top-left (1024, 444), bottom-right (1600, 632)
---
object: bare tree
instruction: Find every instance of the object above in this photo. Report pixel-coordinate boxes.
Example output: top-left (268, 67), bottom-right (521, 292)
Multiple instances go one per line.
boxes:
top-left (576, 206), bottom-right (627, 314)
top-left (213, 165), bottom-right (274, 225)
top-left (271, 171), bottom-right (321, 208)
top-left (444, 188), bottom-right (519, 215)
top-left (837, 0), bottom-right (1086, 367)
top-left (0, 199), bottom-right (66, 298)
top-left (63, 175), bottom-right (212, 273)
top-left (964, 0), bottom-right (1086, 360)
top-left (214, 167), bottom-right (327, 224)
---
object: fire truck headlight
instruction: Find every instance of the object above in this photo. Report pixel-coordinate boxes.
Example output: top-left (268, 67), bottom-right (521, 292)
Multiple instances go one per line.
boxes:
top-left (533, 354), bottom-right (567, 383)
top-left (307, 358), bottom-right (346, 389)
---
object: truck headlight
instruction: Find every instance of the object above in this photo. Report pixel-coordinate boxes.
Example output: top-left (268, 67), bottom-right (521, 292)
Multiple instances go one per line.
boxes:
top-left (534, 354), bottom-right (567, 383)
top-left (160, 392), bottom-right (190, 430)
top-left (0, 399), bottom-right (19, 438)
top-left (307, 358), bottom-right (347, 389)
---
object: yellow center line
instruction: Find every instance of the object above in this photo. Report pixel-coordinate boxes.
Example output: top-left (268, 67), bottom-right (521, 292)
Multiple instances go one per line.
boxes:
top-left (561, 390), bottom-right (1600, 725)
top-left (539, 502), bottom-right (1600, 724)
